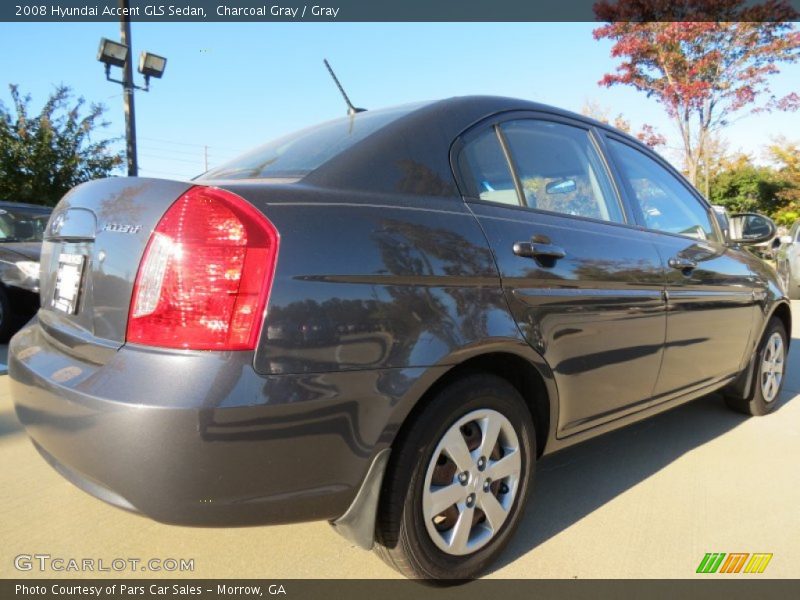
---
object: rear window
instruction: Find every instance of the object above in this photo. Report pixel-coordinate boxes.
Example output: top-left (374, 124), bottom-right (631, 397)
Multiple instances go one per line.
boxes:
top-left (201, 103), bottom-right (426, 180)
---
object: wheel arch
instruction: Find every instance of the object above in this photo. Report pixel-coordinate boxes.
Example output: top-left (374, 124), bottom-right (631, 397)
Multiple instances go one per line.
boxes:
top-left (392, 347), bottom-right (557, 459)
top-left (725, 299), bottom-right (792, 400)
top-left (770, 301), bottom-right (792, 347)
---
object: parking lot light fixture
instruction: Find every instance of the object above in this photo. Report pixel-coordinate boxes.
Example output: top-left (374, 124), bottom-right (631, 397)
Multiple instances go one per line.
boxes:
top-left (96, 1), bottom-right (168, 176)
top-left (139, 52), bottom-right (167, 80)
top-left (97, 38), bottom-right (129, 69)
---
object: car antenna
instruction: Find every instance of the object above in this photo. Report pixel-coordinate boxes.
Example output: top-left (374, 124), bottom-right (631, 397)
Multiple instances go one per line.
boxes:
top-left (323, 59), bottom-right (366, 116)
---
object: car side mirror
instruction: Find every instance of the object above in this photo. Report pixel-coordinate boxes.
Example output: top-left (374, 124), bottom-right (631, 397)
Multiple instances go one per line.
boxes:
top-left (727, 213), bottom-right (777, 245)
top-left (780, 235), bottom-right (793, 245)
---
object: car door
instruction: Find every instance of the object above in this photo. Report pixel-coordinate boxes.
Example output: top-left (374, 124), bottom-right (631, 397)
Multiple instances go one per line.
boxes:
top-left (454, 114), bottom-right (667, 436)
top-left (602, 135), bottom-right (757, 400)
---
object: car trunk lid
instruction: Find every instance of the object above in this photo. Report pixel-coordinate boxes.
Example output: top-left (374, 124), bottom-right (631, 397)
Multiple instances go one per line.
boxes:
top-left (38, 177), bottom-right (193, 361)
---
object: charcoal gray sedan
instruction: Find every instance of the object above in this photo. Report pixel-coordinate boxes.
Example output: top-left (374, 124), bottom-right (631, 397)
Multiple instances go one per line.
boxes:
top-left (9, 97), bottom-right (790, 581)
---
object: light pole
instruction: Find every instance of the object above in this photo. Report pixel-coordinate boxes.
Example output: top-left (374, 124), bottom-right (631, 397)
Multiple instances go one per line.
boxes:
top-left (120, 7), bottom-right (137, 177)
top-left (97, 0), bottom-right (167, 177)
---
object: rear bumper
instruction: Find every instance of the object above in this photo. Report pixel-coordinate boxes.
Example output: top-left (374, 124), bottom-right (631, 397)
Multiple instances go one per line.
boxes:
top-left (9, 320), bottom-right (410, 527)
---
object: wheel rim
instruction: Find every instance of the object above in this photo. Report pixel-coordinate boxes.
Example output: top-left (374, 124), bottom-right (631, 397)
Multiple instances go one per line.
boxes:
top-left (760, 332), bottom-right (785, 404)
top-left (421, 409), bottom-right (522, 556)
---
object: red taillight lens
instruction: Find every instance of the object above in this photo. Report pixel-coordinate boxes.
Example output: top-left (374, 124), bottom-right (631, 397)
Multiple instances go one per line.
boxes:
top-left (126, 186), bottom-right (279, 350)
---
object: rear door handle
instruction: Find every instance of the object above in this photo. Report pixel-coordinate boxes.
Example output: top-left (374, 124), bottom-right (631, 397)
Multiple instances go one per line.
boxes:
top-left (513, 241), bottom-right (566, 260)
top-left (668, 256), bottom-right (697, 271)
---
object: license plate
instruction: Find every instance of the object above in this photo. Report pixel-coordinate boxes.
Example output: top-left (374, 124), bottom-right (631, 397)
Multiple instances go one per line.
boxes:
top-left (52, 253), bottom-right (86, 315)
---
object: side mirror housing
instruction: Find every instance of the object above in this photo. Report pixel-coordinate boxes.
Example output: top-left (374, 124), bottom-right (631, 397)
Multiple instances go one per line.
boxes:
top-left (727, 212), bottom-right (777, 245)
top-left (780, 235), bottom-right (793, 245)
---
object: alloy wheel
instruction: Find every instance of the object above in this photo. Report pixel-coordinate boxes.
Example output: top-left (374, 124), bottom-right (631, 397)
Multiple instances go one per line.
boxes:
top-left (761, 332), bottom-right (785, 403)
top-left (421, 409), bottom-right (521, 556)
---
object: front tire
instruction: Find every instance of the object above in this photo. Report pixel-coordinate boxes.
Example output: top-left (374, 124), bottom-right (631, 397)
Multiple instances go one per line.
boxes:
top-left (724, 318), bottom-right (788, 416)
top-left (374, 374), bottom-right (535, 581)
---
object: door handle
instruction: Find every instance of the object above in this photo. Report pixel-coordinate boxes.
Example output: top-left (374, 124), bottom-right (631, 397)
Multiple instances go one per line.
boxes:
top-left (513, 241), bottom-right (567, 260)
top-left (668, 256), bottom-right (697, 271)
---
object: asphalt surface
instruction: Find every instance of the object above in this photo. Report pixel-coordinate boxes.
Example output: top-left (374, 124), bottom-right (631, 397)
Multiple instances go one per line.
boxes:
top-left (1, 307), bottom-right (799, 579)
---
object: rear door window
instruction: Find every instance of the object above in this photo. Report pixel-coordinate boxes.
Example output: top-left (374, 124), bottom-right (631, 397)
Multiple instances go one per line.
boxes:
top-left (499, 120), bottom-right (624, 223)
top-left (458, 119), bottom-right (625, 224)
top-left (458, 128), bottom-right (519, 206)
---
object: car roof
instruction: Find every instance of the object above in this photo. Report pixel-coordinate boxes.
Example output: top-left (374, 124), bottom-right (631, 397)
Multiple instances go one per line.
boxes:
top-left (300, 95), bottom-right (644, 196)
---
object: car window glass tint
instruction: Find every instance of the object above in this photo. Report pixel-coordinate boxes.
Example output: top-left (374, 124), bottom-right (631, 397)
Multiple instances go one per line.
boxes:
top-left (202, 102), bottom-right (428, 180)
top-left (608, 139), bottom-right (718, 242)
top-left (459, 128), bottom-right (519, 205)
top-left (499, 120), bottom-right (624, 223)
top-left (0, 209), bottom-right (49, 242)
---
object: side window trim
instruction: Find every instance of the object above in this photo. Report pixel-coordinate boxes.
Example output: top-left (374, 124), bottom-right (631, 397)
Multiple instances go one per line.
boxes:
top-left (454, 111), bottom-right (631, 226)
top-left (601, 132), bottom-right (724, 243)
top-left (494, 125), bottom-right (527, 208)
top-left (452, 120), bottom-right (523, 206)
top-left (591, 129), bottom-right (647, 227)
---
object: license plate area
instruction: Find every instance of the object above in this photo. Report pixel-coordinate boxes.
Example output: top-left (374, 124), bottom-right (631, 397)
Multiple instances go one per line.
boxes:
top-left (52, 253), bottom-right (86, 315)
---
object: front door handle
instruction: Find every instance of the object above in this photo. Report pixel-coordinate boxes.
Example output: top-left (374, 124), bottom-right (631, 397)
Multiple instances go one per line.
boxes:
top-left (513, 241), bottom-right (567, 260)
top-left (668, 256), bottom-right (698, 271)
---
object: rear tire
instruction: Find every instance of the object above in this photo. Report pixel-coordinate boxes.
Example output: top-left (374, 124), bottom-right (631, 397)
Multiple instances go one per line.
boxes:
top-left (374, 374), bottom-right (535, 581)
top-left (724, 318), bottom-right (787, 416)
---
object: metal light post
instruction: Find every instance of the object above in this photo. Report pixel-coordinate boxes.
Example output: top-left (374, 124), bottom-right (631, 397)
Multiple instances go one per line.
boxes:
top-left (120, 3), bottom-right (137, 176)
top-left (97, 0), bottom-right (167, 177)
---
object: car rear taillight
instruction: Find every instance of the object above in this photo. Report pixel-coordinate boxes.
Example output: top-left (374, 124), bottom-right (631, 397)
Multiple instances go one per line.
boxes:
top-left (126, 186), bottom-right (279, 350)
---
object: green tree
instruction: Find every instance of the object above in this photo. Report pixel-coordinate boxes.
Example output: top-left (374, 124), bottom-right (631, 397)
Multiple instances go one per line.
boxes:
top-left (0, 84), bottom-right (123, 206)
top-left (767, 139), bottom-right (800, 225)
top-left (709, 154), bottom-right (784, 215)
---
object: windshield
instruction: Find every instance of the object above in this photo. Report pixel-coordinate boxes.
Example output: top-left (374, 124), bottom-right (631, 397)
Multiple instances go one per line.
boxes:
top-left (0, 208), bottom-right (51, 242)
top-left (201, 103), bottom-right (426, 180)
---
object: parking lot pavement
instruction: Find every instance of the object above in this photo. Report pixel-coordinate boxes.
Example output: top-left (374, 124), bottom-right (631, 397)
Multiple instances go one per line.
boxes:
top-left (1, 307), bottom-right (800, 580)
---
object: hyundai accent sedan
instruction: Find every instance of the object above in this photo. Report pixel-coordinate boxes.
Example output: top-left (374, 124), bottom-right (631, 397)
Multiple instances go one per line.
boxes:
top-left (9, 96), bottom-right (790, 581)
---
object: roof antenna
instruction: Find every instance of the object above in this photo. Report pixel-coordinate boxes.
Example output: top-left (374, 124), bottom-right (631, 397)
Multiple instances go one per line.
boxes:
top-left (324, 59), bottom-right (366, 116)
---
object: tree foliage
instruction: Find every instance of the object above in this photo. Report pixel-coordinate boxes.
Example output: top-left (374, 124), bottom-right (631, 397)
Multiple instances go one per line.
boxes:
top-left (593, 2), bottom-right (800, 186)
top-left (580, 100), bottom-right (667, 147)
top-left (766, 139), bottom-right (800, 224)
top-left (706, 141), bottom-right (800, 226)
top-left (0, 84), bottom-right (123, 206)
top-left (709, 154), bottom-right (784, 213)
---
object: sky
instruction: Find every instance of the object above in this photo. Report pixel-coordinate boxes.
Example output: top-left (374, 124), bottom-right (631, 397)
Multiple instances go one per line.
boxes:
top-left (1, 21), bottom-right (799, 180)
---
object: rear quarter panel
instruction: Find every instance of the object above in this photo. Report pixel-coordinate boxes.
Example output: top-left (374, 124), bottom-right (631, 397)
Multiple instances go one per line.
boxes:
top-left (214, 186), bottom-right (523, 376)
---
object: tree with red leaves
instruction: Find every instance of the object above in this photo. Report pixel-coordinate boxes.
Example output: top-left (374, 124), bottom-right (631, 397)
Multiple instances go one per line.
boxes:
top-left (594, 0), bottom-right (800, 192)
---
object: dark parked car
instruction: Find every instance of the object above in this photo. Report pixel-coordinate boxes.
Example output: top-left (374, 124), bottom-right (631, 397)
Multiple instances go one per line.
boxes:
top-left (9, 97), bottom-right (790, 581)
top-left (0, 201), bottom-right (51, 339)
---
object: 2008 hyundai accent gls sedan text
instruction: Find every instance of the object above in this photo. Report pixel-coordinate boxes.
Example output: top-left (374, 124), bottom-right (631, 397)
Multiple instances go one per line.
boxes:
top-left (9, 96), bottom-right (791, 581)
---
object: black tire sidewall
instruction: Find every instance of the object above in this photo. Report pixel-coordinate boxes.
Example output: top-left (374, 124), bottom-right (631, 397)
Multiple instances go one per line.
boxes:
top-left (388, 375), bottom-right (535, 580)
